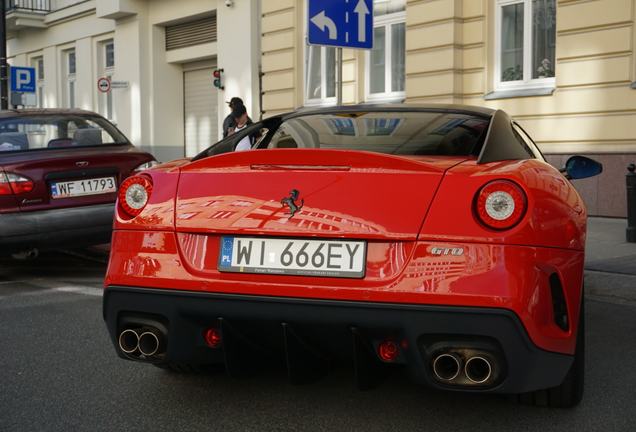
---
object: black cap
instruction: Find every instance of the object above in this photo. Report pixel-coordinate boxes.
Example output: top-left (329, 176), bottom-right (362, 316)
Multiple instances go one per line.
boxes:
top-left (227, 97), bottom-right (244, 108)
top-left (232, 104), bottom-right (247, 119)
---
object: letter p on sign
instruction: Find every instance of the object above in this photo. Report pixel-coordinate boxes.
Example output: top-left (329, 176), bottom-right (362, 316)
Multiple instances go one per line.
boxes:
top-left (10, 66), bottom-right (36, 93)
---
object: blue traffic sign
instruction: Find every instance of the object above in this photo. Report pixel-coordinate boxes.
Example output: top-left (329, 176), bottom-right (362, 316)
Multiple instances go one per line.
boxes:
top-left (10, 66), bottom-right (36, 93)
top-left (308, 0), bottom-right (373, 50)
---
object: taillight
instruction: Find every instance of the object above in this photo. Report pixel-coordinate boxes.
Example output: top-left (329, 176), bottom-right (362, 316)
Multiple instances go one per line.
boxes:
top-left (118, 175), bottom-right (152, 217)
top-left (134, 160), bottom-right (160, 173)
top-left (0, 172), bottom-right (34, 195)
top-left (475, 180), bottom-right (527, 230)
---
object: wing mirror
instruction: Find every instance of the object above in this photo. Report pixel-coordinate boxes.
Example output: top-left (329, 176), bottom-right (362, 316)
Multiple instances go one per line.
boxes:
top-left (561, 156), bottom-right (603, 180)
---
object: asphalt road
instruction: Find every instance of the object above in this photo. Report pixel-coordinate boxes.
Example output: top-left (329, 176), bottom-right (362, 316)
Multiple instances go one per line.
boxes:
top-left (1, 251), bottom-right (635, 432)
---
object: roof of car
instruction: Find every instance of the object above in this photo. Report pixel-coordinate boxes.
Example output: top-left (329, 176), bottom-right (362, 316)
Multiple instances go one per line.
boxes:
top-left (283, 103), bottom-right (496, 119)
top-left (0, 108), bottom-right (102, 118)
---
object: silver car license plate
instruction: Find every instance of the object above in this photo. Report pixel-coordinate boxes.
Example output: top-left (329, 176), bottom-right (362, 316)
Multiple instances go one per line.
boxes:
top-left (51, 177), bottom-right (117, 199)
top-left (218, 236), bottom-right (366, 278)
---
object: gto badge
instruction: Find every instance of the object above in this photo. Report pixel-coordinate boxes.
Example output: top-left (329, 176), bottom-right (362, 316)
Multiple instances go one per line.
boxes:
top-left (281, 189), bottom-right (304, 218)
top-left (75, 161), bottom-right (89, 167)
top-left (431, 247), bottom-right (464, 256)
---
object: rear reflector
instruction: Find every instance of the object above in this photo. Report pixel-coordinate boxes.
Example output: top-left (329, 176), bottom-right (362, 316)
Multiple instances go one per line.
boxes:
top-left (0, 172), bottom-right (34, 195)
top-left (378, 339), bottom-right (399, 362)
top-left (203, 327), bottom-right (222, 348)
top-left (118, 175), bottom-right (152, 218)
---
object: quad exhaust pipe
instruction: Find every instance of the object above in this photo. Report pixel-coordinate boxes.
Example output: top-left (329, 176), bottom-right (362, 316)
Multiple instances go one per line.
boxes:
top-left (432, 353), bottom-right (461, 381)
top-left (118, 329), bottom-right (140, 354)
top-left (118, 327), bottom-right (165, 359)
top-left (138, 330), bottom-right (162, 357)
top-left (431, 351), bottom-right (496, 386)
top-left (464, 356), bottom-right (492, 384)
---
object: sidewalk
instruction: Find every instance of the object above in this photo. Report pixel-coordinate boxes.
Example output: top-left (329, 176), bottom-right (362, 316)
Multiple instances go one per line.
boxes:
top-left (585, 217), bottom-right (636, 306)
top-left (585, 217), bottom-right (636, 274)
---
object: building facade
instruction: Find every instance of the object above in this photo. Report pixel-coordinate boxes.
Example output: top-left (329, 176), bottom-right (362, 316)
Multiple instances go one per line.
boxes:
top-left (7, 0), bottom-right (261, 162)
top-left (261, 0), bottom-right (636, 217)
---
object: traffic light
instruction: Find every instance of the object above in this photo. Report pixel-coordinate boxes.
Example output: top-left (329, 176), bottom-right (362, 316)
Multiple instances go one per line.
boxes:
top-left (213, 68), bottom-right (224, 90)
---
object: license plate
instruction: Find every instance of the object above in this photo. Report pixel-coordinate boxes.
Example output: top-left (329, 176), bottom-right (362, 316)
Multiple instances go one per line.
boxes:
top-left (51, 177), bottom-right (117, 199)
top-left (218, 237), bottom-right (366, 278)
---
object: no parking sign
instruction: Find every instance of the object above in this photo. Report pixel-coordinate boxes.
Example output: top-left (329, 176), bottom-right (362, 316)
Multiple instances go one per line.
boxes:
top-left (97, 77), bottom-right (111, 93)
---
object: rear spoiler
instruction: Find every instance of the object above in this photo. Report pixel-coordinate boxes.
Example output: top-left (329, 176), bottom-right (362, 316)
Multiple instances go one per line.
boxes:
top-left (477, 110), bottom-right (532, 164)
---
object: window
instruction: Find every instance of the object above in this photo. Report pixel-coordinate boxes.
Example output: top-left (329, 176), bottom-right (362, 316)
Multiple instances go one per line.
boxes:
top-left (364, 0), bottom-right (405, 102)
top-left (512, 122), bottom-right (545, 160)
top-left (0, 114), bottom-right (128, 153)
top-left (305, 44), bottom-right (336, 104)
top-left (496, 0), bottom-right (556, 90)
top-left (266, 111), bottom-right (490, 157)
top-left (63, 49), bottom-right (76, 108)
top-left (99, 40), bottom-right (115, 120)
top-left (105, 41), bottom-right (115, 68)
top-left (31, 57), bottom-right (44, 108)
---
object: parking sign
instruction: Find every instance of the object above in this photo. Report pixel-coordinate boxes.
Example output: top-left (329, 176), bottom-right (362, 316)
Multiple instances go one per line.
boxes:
top-left (10, 67), bottom-right (36, 93)
top-left (308, 0), bottom-right (373, 50)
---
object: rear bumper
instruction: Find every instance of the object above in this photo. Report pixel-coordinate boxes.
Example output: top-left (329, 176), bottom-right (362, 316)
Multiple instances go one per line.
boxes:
top-left (103, 286), bottom-right (573, 394)
top-left (0, 203), bottom-right (114, 250)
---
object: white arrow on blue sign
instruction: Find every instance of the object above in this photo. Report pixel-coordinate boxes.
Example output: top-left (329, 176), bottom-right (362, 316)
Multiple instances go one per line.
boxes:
top-left (308, 0), bottom-right (373, 50)
top-left (10, 66), bottom-right (36, 93)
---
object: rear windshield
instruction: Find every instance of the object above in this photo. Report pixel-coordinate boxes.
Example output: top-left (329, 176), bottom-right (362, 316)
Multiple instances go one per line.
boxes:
top-left (0, 115), bottom-right (128, 153)
top-left (264, 112), bottom-right (490, 156)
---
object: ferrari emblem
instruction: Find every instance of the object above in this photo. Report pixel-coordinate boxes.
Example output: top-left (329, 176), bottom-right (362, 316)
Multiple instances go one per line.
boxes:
top-left (281, 189), bottom-right (304, 218)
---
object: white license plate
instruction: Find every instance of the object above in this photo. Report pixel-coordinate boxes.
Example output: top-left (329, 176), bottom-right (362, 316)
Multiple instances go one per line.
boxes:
top-left (51, 177), bottom-right (117, 199)
top-left (218, 237), bottom-right (366, 278)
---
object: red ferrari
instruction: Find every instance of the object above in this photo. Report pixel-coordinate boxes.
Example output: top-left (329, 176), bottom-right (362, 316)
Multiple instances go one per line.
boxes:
top-left (104, 105), bottom-right (602, 408)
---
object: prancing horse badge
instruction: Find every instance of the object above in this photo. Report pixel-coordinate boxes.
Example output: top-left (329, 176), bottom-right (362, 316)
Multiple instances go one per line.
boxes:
top-left (281, 189), bottom-right (304, 218)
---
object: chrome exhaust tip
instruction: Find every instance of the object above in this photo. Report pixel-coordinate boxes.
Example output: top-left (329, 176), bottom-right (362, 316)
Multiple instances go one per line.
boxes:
top-left (118, 329), bottom-right (140, 354)
top-left (432, 353), bottom-right (461, 381)
top-left (138, 330), bottom-right (162, 357)
top-left (464, 356), bottom-right (492, 384)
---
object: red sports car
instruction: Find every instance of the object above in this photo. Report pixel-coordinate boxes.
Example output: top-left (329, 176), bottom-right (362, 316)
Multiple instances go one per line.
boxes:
top-left (0, 109), bottom-right (156, 256)
top-left (104, 105), bottom-right (601, 408)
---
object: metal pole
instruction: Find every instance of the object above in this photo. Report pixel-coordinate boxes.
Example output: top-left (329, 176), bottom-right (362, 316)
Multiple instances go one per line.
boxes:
top-left (336, 47), bottom-right (343, 106)
top-left (627, 163), bottom-right (636, 243)
top-left (0, 0), bottom-right (8, 110)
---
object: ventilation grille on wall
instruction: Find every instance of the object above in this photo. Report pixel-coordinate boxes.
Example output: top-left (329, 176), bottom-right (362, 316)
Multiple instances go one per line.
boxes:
top-left (166, 15), bottom-right (217, 51)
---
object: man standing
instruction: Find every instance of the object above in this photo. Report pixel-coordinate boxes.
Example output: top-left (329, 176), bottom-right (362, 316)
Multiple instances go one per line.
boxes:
top-left (231, 104), bottom-right (254, 152)
top-left (223, 97), bottom-right (251, 138)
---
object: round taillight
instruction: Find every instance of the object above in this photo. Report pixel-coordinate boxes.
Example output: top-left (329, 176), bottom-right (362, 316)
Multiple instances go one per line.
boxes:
top-left (118, 176), bottom-right (152, 217)
top-left (378, 339), bottom-right (399, 362)
top-left (475, 180), bottom-right (527, 230)
top-left (203, 328), bottom-right (222, 348)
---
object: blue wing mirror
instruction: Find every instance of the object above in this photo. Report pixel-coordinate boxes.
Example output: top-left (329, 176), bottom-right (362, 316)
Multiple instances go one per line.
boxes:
top-left (561, 156), bottom-right (603, 180)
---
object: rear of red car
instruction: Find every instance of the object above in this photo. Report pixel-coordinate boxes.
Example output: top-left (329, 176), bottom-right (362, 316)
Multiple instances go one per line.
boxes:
top-left (0, 110), bottom-right (155, 253)
top-left (103, 107), bottom-right (587, 406)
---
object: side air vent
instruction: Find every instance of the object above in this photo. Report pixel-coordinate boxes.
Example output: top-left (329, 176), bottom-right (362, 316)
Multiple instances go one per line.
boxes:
top-left (549, 273), bottom-right (569, 331)
top-left (166, 15), bottom-right (217, 51)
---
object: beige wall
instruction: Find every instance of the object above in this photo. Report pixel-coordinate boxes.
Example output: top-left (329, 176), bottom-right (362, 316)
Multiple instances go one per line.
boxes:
top-left (261, 0), bottom-right (636, 154)
top-left (260, 0), bottom-right (636, 216)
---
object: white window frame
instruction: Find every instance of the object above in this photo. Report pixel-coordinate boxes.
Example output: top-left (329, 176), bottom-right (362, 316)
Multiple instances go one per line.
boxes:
top-left (64, 49), bottom-right (76, 109)
top-left (494, 0), bottom-right (556, 92)
top-left (100, 40), bottom-right (115, 120)
top-left (302, 0), bottom-right (337, 106)
top-left (365, 9), bottom-right (406, 103)
top-left (31, 56), bottom-right (44, 108)
top-left (304, 42), bottom-right (337, 107)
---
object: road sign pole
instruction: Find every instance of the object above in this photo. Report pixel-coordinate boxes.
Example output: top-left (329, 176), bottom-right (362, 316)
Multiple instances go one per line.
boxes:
top-left (336, 48), bottom-right (343, 106)
top-left (0, 0), bottom-right (8, 110)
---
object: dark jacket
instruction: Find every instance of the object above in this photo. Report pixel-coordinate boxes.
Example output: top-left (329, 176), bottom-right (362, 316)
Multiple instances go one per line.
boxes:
top-left (223, 114), bottom-right (253, 138)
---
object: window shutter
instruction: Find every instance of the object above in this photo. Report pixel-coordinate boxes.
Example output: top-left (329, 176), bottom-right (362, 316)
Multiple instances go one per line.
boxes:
top-left (165, 15), bottom-right (217, 51)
